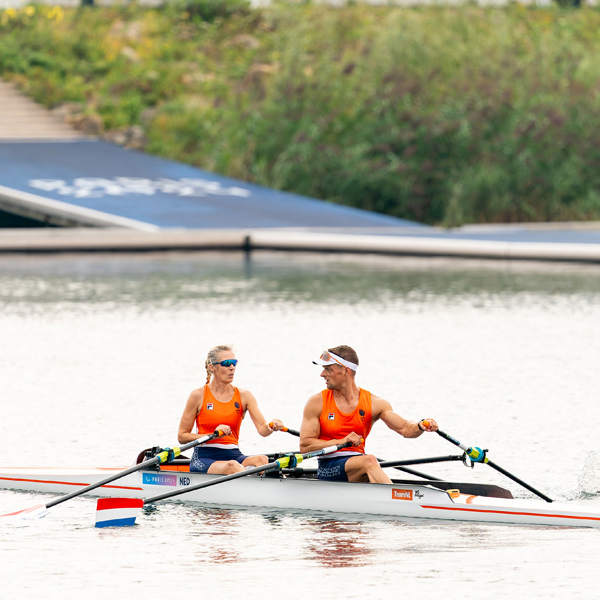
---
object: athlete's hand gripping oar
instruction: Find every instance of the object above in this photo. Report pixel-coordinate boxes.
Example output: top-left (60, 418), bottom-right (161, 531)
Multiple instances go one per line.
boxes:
top-left (430, 425), bottom-right (553, 503)
top-left (269, 422), bottom-right (300, 437)
top-left (97, 441), bottom-right (352, 527)
top-left (1, 430), bottom-right (225, 520)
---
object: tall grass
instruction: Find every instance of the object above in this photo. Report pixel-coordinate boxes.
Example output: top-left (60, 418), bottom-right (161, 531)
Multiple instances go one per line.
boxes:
top-left (1, 2), bottom-right (600, 225)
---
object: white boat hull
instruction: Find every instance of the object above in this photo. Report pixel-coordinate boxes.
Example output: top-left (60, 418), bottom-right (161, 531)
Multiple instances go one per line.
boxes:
top-left (2, 465), bottom-right (600, 528)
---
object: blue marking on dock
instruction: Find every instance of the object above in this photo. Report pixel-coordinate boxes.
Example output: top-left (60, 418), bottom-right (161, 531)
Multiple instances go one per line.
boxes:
top-left (0, 140), bottom-right (428, 230)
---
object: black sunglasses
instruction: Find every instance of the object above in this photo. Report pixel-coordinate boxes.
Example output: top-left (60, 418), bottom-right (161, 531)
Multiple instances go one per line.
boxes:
top-left (212, 359), bottom-right (238, 367)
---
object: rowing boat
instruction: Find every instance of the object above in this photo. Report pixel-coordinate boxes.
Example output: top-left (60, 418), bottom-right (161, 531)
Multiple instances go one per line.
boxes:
top-left (2, 460), bottom-right (600, 528)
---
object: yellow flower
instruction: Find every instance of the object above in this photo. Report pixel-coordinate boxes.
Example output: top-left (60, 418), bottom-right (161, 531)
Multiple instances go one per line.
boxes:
top-left (46, 6), bottom-right (64, 23)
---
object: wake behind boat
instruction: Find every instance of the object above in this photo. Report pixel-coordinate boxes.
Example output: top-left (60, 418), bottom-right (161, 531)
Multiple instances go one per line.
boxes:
top-left (2, 456), bottom-right (600, 529)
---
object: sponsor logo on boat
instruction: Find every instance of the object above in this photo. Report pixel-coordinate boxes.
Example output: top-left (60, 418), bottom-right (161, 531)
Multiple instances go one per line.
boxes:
top-left (143, 473), bottom-right (178, 486)
top-left (392, 488), bottom-right (413, 501)
top-left (207, 403), bottom-right (214, 410)
top-left (328, 413), bottom-right (335, 420)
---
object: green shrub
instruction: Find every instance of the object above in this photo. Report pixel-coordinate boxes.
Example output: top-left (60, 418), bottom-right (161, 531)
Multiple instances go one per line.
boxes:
top-left (2, 3), bottom-right (600, 225)
top-left (165, 0), bottom-right (251, 23)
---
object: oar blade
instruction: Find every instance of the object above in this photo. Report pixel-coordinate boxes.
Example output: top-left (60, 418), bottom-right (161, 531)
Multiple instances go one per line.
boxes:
top-left (95, 498), bottom-right (144, 528)
top-left (0, 504), bottom-right (50, 520)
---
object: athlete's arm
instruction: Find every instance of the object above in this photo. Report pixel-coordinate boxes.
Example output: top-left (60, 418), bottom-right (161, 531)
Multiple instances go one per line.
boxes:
top-left (299, 393), bottom-right (361, 452)
top-left (241, 389), bottom-right (281, 437)
top-left (372, 395), bottom-right (438, 438)
top-left (299, 393), bottom-right (325, 452)
top-left (177, 388), bottom-right (208, 443)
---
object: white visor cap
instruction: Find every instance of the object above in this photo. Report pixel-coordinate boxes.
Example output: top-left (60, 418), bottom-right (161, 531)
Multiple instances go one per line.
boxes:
top-left (313, 350), bottom-right (358, 371)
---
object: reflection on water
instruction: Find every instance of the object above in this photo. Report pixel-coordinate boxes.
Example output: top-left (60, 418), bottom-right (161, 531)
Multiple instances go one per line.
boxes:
top-left (187, 507), bottom-right (242, 564)
top-left (304, 518), bottom-right (374, 568)
top-left (2, 252), bottom-right (600, 312)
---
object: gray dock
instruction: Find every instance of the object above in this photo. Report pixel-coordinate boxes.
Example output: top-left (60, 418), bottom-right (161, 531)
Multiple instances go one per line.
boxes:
top-left (2, 77), bottom-right (600, 263)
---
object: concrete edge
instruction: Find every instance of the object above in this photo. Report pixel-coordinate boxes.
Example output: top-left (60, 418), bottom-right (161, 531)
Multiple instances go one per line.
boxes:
top-left (0, 228), bottom-right (248, 252)
top-left (0, 185), bottom-right (160, 231)
top-left (252, 230), bottom-right (600, 262)
top-left (1, 227), bottom-right (600, 263)
top-left (456, 221), bottom-right (600, 233)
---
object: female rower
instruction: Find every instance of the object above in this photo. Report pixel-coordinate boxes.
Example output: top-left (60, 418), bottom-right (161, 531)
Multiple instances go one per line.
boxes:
top-left (178, 344), bottom-right (284, 474)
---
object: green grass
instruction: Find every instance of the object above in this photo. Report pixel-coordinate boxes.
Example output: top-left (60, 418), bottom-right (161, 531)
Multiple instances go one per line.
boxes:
top-left (1, 1), bottom-right (600, 226)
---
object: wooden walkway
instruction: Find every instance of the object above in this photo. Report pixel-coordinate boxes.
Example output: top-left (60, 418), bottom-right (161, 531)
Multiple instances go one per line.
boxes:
top-left (0, 79), bottom-right (84, 140)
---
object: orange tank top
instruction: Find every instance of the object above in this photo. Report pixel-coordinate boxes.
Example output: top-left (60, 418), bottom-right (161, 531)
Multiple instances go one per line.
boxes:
top-left (196, 385), bottom-right (244, 446)
top-left (318, 388), bottom-right (373, 456)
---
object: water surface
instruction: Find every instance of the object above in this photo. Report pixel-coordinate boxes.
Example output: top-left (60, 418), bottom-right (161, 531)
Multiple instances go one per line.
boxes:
top-left (1, 252), bottom-right (599, 599)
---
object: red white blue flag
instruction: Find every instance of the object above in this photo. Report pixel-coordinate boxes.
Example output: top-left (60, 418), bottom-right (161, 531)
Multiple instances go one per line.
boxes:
top-left (95, 498), bottom-right (143, 528)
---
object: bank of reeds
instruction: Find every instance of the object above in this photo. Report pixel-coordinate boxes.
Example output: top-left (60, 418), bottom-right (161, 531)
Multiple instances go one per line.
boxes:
top-left (1, 1), bottom-right (599, 225)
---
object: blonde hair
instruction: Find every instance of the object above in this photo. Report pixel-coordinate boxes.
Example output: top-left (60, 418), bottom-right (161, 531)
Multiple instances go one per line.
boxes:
top-left (205, 344), bottom-right (234, 384)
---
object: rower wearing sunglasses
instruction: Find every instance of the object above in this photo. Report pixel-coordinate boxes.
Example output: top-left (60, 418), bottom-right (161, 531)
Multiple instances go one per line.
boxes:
top-left (300, 345), bottom-right (438, 483)
top-left (178, 344), bottom-right (284, 474)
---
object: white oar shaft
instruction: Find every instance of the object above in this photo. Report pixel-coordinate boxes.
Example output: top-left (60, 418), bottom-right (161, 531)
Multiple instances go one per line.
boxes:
top-left (46, 431), bottom-right (222, 509)
top-left (144, 441), bottom-right (351, 505)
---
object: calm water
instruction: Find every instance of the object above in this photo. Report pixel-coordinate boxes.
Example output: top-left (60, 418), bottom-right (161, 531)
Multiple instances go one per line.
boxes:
top-left (1, 251), bottom-right (600, 599)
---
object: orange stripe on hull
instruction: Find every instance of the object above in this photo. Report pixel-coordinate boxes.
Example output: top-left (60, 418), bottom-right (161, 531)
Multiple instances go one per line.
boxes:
top-left (0, 476), bottom-right (142, 491)
top-left (421, 504), bottom-right (600, 523)
top-left (160, 465), bottom-right (190, 472)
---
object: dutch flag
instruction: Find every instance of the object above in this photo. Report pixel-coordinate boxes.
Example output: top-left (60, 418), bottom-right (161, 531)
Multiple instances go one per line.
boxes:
top-left (95, 498), bottom-right (144, 528)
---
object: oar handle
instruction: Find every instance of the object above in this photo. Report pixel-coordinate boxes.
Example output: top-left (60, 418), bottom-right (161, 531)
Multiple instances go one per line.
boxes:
top-left (144, 441), bottom-right (352, 505)
top-left (269, 423), bottom-right (300, 437)
top-left (176, 430), bottom-right (225, 458)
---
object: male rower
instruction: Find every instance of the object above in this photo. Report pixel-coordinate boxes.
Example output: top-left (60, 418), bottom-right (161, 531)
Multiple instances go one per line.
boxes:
top-left (299, 345), bottom-right (438, 483)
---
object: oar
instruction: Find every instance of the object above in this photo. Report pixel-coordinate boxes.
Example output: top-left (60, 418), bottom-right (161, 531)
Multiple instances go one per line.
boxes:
top-left (431, 426), bottom-right (553, 503)
top-left (96, 441), bottom-right (352, 527)
top-left (1, 430), bottom-right (224, 520)
top-left (378, 455), bottom-right (466, 481)
top-left (269, 422), bottom-right (300, 437)
top-left (379, 455), bottom-right (467, 469)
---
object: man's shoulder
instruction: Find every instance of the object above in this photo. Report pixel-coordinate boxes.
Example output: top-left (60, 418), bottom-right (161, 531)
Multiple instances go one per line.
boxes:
top-left (367, 392), bottom-right (393, 414)
top-left (305, 391), bottom-right (325, 409)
